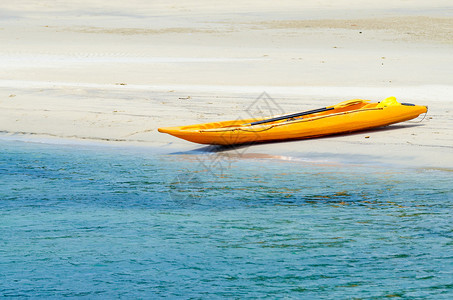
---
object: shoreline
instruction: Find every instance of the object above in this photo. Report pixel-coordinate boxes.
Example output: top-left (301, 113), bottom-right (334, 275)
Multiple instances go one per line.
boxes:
top-left (1, 83), bottom-right (452, 169)
top-left (1, 82), bottom-right (452, 170)
top-left (2, 120), bottom-right (452, 172)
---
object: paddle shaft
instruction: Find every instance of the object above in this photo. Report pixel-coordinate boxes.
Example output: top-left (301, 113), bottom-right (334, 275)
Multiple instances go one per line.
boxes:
top-left (250, 106), bottom-right (334, 126)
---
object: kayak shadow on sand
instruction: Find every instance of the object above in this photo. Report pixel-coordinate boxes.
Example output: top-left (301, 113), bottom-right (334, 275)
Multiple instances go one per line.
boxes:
top-left (171, 123), bottom-right (425, 155)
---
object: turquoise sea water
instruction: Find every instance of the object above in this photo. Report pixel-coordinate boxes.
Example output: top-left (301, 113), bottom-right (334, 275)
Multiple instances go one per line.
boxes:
top-left (1, 139), bottom-right (452, 298)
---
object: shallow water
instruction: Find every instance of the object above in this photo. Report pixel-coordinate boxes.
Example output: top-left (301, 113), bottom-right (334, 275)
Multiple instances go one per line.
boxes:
top-left (1, 139), bottom-right (452, 298)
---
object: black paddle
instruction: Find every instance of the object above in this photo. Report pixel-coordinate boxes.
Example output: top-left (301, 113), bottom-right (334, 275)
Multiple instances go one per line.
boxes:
top-left (248, 99), bottom-right (367, 126)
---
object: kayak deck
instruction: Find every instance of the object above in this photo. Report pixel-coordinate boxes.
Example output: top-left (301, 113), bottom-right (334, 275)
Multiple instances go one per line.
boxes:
top-left (158, 97), bottom-right (427, 145)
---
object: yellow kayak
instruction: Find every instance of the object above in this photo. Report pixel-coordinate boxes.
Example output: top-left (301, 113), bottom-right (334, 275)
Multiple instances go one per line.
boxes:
top-left (158, 97), bottom-right (427, 145)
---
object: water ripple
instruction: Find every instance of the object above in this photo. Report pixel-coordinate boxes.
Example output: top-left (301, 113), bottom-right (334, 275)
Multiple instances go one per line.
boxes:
top-left (0, 140), bottom-right (452, 298)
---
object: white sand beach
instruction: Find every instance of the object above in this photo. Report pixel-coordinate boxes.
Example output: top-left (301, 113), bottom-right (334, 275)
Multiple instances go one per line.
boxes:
top-left (1, 0), bottom-right (452, 169)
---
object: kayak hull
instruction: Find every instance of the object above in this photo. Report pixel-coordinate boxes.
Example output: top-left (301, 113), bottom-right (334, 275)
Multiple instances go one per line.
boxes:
top-left (158, 100), bottom-right (427, 145)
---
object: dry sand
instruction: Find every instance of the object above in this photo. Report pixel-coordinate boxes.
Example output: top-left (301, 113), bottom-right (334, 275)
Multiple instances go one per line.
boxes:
top-left (1, 0), bottom-right (452, 169)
